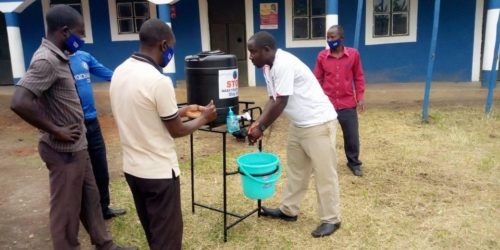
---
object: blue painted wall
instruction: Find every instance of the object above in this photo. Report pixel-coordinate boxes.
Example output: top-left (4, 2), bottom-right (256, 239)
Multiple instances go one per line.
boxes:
top-left (253, 0), bottom-right (282, 86)
top-left (360, 0), bottom-right (475, 82)
top-left (15, 0), bottom-right (478, 85)
top-left (250, 0), bottom-right (477, 84)
top-left (171, 0), bottom-right (203, 81)
top-left (18, 0), bottom-right (140, 82)
top-left (18, 0), bottom-right (45, 66)
top-left (18, 0), bottom-right (201, 83)
top-left (345, 0), bottom-right (431, 83)
top-left (85, 0), bottom-right (139, 71)
top-left (433, 0), bottom-right (475, 81)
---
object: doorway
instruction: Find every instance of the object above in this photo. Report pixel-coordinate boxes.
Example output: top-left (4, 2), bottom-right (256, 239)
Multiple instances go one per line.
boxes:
top-left (0, 12), bottom-right (13, 85)
top-left (208, 0), bottom-right (248, 87)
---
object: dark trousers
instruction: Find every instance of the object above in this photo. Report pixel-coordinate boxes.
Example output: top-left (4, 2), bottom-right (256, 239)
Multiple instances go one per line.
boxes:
top-left (125, 173), bottom-right (183, 250)
top-left (336, 108), bottom-right (362, 168)
top-left (85, 118), bottom-right (111, 214)
top-left (38, 142), bottom-right (115, 250)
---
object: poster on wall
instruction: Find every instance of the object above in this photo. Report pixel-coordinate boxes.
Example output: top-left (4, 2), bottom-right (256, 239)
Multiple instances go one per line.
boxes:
top-left (260, 3), bottom-right (278, 29)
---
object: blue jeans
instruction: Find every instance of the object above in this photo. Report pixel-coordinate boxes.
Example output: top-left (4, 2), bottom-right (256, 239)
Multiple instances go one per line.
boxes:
top-left (85, 118), bottom-right (111, 213)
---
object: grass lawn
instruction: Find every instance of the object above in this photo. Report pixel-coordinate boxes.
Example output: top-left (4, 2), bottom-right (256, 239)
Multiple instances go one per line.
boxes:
top-left (108, 104), bottom-right (499, 249)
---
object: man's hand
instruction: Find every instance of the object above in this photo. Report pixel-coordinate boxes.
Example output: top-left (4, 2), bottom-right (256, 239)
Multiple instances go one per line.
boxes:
top-left (10, 87), bottom-right (77, 140)
top-left (52, 123), bottom-right (82, 143)
top-left (247, 122), bottom-right (263, 145)
top-left (357, 100), bottom-right (365, 113)
top-left (163, 100), bottom-right (217, 138)
top-left (184, 104), bottom-right (203, 118)
top-left (200, 100), bottom-right (217, 123)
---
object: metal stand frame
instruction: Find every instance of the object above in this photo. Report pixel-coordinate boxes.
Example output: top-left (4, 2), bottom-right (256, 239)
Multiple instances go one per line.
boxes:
top-left (189, 101), bottom-right (262, 242)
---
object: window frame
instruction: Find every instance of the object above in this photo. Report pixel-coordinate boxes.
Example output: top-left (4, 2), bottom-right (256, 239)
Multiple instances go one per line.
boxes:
top-left (365, 0), bottom-right (418, 45)
top-left (373, 0), bottom-right (410, 37)
top-left (107, 0), bottom-right (157, 41)
top-left (285, 0), bottom-right (325, 48)
top-left (41, 0), bottom-right (94, 44)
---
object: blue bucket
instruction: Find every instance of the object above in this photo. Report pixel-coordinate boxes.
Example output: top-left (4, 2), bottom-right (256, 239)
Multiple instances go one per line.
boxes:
top-left (236, 152), bottom-right (281, 200)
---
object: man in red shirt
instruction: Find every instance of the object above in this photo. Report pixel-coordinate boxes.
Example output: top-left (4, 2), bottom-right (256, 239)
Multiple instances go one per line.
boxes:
top-left (313, 25), bottom-right (365, 176)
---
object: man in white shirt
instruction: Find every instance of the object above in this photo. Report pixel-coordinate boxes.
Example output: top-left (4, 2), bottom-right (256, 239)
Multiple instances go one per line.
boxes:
top-left (110, 19), bottom-right (217, 249)
top-left (247, 31), bottom-right (341, 238)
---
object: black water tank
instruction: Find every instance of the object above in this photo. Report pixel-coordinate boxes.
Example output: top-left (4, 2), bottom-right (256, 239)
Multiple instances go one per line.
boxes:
top-left (185, 51), bottom-right (239, 126)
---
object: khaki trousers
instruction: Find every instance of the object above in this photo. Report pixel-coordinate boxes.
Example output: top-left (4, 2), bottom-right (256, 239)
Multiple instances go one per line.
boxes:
top-left (279, 121), bottom-right (341, 224)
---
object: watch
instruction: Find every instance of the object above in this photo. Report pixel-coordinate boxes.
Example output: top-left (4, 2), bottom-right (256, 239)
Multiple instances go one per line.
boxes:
top-left (258, 123), bottom-right (266, 132)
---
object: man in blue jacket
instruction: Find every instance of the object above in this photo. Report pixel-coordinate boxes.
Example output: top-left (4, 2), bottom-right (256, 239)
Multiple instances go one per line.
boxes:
top-left (70, 50), bottom-right (126, 219)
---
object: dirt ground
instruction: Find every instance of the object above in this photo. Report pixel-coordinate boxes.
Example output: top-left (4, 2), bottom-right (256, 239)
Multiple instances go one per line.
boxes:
top-left (0, 82), bottom-right (497, 249)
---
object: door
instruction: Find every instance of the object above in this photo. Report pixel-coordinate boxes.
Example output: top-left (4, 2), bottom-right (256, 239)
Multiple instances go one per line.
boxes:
top-left (0, 12), bottom-right (13, 85)
top-left (208, 0), bottom-right (248, 87)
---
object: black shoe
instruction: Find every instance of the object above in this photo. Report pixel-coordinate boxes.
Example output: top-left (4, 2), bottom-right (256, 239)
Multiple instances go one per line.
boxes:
top-left (349, 165), bottom-right (363, 177)
top-left (260, 207), bottom-right (297, 222)
top-left (103, 208), bottom-right (127, 220)
top-left (311, 222), bottom-right (341, 238)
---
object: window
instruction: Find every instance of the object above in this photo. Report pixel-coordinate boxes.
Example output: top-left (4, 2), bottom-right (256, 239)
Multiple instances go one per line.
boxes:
top-left (373, 0), bottom-right (409, 37)
top-left (50, 0), bottom-right (85, 35)
top-left (116, 0), bottom-right (149, 34)
top-left (51, 0), bottom-right (83, 13)
top-left (292, 0), bottom-right (325, 40)
top-left (41, 0), bottom-right (93, 43)
top-left (108, 0), bottom-right (157, 41)
top-left (365, 0), bottom-right (418, 45)
top-left (285, 0), bottom-right (326, 48)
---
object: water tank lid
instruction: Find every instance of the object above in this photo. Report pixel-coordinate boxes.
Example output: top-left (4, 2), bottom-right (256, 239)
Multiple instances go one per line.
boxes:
top-left (197, 50), bottom-right (225, 56)
top-left (185, 51), bottom-right (237, 68)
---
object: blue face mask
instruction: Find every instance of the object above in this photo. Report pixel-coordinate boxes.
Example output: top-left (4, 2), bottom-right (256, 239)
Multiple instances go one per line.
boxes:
top-left (65, 33), bottom-right (85, 54)
top-left (160, 46), bottom-right (174, 68)
top-left (327, 39), bottom-right (342, 50)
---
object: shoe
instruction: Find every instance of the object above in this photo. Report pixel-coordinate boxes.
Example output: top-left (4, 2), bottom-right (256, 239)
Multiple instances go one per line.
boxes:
top-left (114, 246), bottom-right (138, 250)
top-left (311, 222), bottom-right (341, 238)
top-left (103, 208), bottom-right (127, 220)
top-left (260, 207), bottom-right (297, 222)
top-left (353, 169), bottom-right (363, 176)
top-left (349, 165), bottom-right (363, 177)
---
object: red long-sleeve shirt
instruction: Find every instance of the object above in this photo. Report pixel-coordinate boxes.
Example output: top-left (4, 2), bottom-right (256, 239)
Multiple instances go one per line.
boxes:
top-left (313, 47), bottom-right (365, 110)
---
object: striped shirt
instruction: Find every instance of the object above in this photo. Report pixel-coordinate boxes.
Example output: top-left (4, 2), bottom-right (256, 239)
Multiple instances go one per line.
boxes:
top-left (17, 38), bottom-right (87, 152)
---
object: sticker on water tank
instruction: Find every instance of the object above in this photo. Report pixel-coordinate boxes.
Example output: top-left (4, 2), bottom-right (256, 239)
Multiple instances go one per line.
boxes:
top-left (218, 69), bottom-right (239, 99)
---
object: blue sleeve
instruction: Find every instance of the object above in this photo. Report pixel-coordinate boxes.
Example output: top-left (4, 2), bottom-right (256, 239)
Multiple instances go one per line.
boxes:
top-left (85, 53), bottom-right (114, 81)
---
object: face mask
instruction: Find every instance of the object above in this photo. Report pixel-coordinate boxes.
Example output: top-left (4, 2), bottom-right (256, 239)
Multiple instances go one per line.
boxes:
top-left (160, 47), bottom-right (174, 67)
top-left (65, 33), bottom-right (85, 53)
top-left (327, 39), bottom-right (341, 50)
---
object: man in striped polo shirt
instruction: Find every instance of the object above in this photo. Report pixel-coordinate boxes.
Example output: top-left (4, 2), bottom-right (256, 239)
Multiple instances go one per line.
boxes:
top-left (10, 5), bottom-right (135, 250)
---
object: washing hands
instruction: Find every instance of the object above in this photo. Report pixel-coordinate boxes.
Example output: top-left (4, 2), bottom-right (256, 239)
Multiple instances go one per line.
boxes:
top-left (183, 101), bottom-right (215, 119)
top-left (247, 121), bottom-right (263, 145)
